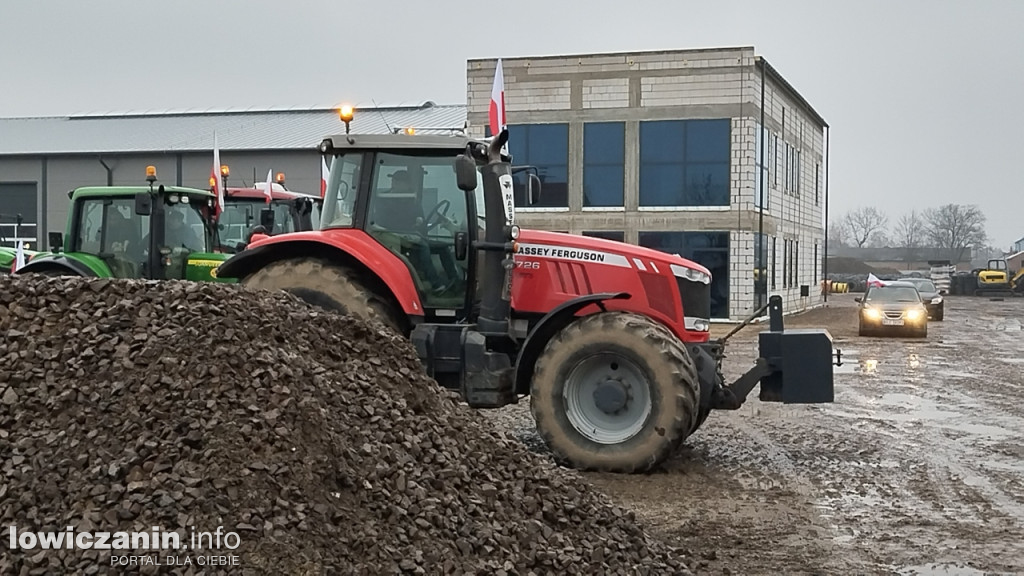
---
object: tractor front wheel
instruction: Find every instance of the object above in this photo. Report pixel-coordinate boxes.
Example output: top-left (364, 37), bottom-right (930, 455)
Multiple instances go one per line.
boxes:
top-left (241, 258), bottom-right (404, 334)
top-left (530, 311), bottom-right (699, 473)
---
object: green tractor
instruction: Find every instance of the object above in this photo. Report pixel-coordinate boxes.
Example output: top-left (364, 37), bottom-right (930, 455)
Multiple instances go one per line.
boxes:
top-left (9, 166), bottom-right (236, 282)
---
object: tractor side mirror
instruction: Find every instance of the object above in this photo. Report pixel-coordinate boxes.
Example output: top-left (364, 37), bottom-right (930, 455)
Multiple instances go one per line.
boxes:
top-left (454, 231), bottom-right (468, 261)
top-left (48, 232), bottom-right (63, 253)
top-left (455, 154), bottom-right (477, 192)
top-left (259, 209), bottom-right (275, 231)
top-left (526, 174), bottom-right (542, 205)
top-left (135, 192), bottom-right (152, 216)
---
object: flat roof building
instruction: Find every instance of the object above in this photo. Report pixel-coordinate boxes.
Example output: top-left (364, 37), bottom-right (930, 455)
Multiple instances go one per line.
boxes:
top-left (466, 47), bottom-right (829, 319)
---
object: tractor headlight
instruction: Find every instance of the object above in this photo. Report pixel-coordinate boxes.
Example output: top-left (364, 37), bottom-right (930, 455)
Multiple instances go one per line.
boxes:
top-left (510, 224), bottom-right (520, 240)
top-left (693, 319), bottom-right (709, 332)
top-left (931, 296), bottom-right (942, 304)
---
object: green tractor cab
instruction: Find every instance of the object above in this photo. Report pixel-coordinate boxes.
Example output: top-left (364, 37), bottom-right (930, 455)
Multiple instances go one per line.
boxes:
top-left (13, 166), bottom-right (235, 282)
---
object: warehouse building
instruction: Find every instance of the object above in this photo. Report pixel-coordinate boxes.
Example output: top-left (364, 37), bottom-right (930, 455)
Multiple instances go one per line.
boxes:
top-left (466, 47), bottom-right (829, 320)
top-left (0, 102), bottom-right (466, 249)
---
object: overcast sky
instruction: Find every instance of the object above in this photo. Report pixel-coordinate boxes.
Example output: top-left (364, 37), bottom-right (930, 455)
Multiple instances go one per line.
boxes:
top-left (2, 0), bottom-right (1022, 248)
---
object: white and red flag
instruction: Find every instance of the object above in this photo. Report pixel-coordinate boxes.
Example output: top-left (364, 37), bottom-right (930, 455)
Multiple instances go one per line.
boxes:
top-left (866, 273), bottom-right (887, 287)
top-left (264, 169), bottom-right (273, 204)
top-left (321, 156), bottom-right (330, 198)
top-left (13, 240), bottom-right (26, 272)
top-left (211, 132), bottom-right (224, 216)
top-left (489, 58), bottom-right (508, 154)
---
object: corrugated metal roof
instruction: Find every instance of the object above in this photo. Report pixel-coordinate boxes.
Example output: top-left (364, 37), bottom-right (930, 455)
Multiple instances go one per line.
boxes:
top-left (0, 102), bottom-right (468, 156)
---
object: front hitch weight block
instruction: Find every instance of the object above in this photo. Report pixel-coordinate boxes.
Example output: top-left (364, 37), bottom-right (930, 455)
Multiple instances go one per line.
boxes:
top-left (758, 328), bottom-right (835, 404)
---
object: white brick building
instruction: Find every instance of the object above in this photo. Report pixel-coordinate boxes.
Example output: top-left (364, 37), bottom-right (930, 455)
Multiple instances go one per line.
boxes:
top-left (466, 47), bottom-right (829, 320)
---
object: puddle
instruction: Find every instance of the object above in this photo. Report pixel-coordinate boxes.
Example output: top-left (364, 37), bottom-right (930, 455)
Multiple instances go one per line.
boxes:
top-left (895, 563), bottom-right (988, 576)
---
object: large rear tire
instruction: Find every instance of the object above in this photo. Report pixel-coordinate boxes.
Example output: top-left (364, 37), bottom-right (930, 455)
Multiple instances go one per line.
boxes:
top-left (241, 258), bottom-right (404, 334)
top-left (530, 311), bottom-right (699, 473)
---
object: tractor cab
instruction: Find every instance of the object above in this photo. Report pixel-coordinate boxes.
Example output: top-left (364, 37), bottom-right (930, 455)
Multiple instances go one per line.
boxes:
top-left (213, 169), bottom-right (323, 253)
top-left (318, 131), bottom-right (540, 317)
top-left (17, 166), bottom-right (230, 282)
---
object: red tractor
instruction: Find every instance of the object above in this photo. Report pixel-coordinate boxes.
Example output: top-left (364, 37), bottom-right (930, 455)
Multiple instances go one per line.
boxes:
top-left (215, 173), bottom-right (322, 253)
top-left (216, 125), bottom-right (839, 473)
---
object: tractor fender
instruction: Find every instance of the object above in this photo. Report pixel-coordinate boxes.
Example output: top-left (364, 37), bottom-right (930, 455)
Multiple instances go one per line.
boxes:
top-left (215, 234), bottom-right (423, 316)
top-left (15, 255), bottom-right (98, 277)
top-left (513, 292), bottom-right (631, 395)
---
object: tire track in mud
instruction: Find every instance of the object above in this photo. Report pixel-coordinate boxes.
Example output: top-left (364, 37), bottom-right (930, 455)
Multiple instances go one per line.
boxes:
top-left (722, 413), bottom-right (881, 572)
top-left (828, 327), bottom-right (1024, 572)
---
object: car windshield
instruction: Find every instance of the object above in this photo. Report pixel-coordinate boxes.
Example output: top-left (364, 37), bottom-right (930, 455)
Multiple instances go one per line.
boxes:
top-left (910, 280), bottom-right (937, 292)
top-left (866, 286), bottom-right (921, 303)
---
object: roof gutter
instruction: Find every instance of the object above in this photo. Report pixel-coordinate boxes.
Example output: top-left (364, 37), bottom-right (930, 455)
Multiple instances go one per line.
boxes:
top-left (755, 56), bottom-right (828, 128)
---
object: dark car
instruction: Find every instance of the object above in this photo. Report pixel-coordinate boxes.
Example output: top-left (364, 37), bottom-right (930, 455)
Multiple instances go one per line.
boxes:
top-left (855, 281), bottom-right (928, 338)
top-left (901, 277), bottom-right (945, 321)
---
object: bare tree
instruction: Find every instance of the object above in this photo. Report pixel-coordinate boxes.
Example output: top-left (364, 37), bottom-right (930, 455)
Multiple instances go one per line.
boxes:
top-left (867, 230), bottom-right (890, 248)
top-left (922, 204), bottom-right (988, 263)
top-left (893, 210), bottom-right (926, 249)
top-left (843, 207), bottom-right (889, 248)
top-left (827, 219), bottom-right (850, 247)
top-left (893, 210), bottom-right (926, 263)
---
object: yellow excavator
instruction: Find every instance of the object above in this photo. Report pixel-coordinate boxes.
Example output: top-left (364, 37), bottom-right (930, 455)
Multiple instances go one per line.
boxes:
top-left (974, 258), bottom-right (1024, 296)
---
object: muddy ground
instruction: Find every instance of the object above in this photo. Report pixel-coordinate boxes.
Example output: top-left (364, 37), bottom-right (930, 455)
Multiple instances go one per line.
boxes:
top-left (484, 293), bottom-right (1024, 575)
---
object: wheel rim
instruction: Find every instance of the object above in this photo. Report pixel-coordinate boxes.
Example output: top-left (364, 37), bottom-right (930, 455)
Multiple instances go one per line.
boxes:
top-left (562, 352), bottom-right (652, 445)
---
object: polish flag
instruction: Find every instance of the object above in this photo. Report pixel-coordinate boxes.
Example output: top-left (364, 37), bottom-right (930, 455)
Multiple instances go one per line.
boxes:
top-left (13, 240), bottom-right (26, 272)
top-left (489, 58), bottom-right (508, 153)
top-left (320, 156), bottom-right (330, 198)
top-left (264, 169), bottom-right (273, 204)
top-left (211, 133), bottom-right (224, 216)
top-left (866, 273), bottom-right (887, 287)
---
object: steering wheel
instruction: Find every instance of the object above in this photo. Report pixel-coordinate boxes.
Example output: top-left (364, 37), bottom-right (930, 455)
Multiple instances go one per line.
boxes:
top-left (423, 199), bottom-right (452, 232)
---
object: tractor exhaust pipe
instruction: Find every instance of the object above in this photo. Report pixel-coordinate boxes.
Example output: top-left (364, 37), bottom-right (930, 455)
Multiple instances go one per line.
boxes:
top-left (455, 129), bottom-right (514, 335)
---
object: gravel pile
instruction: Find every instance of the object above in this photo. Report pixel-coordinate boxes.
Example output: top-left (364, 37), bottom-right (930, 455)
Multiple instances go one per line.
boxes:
top-left (0, 275), bottom-right (693, 575)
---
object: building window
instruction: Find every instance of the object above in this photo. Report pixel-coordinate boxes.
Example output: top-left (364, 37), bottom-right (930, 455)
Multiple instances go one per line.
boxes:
top-left (772, 133), bottom-right (779, 189)
top-left (771, 236), bottom-right (777, 290)
top-left (755, 124), bottom-right (770, 209)
top-left (754, 233), bottom-right (769, 307)
top-left (507, 124), bottom-right (569, 208)
top-left (815, 163), bottom-right (821, 206)
top-left (794, 240), bottom-right (800, 286)
top-left (639, 119), bottom-right (731, 207)
top-left (583, 122), bottom-right (625, 207)
top-left (637, 231), bottom-right (730, 318)
top-left (782, 239), bottom-right (790, 288)
top-left (582, 230), bottom-right (625, 242)
top-left (814, 242), bottom-right (819, 285)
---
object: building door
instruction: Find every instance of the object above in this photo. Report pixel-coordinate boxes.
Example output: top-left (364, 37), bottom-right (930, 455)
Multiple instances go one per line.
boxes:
top-left (0, 182), bottom-right (37, 248)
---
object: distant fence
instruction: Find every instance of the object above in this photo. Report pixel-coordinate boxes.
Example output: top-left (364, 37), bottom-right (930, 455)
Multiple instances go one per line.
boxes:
top-left (0, 223), bottom-right (37, 249)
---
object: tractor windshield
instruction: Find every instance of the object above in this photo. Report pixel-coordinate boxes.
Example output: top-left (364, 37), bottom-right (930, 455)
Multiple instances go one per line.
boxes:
top-left (217, 200), bottom-right (297, 247)
top-left (321, 153), bottom-right (364, 229)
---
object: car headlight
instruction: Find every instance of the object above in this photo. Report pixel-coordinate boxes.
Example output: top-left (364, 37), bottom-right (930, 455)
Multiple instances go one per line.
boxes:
top-left (863, 308), bottom-right (881, 320)
top-left (931, 297), bottom-right (943, 304)
top-left (905, 309), bottom-right (923, 321)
